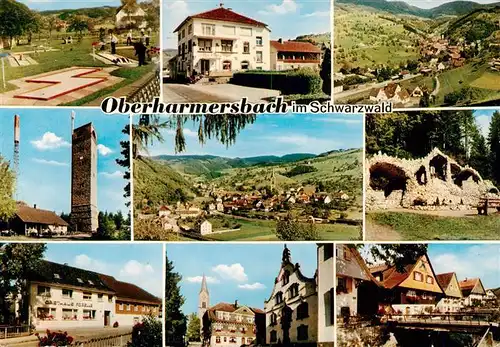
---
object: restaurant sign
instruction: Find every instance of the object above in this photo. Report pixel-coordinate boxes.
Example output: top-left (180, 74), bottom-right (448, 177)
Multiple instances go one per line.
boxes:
top-left (44, 300), bottom-right (93, 308)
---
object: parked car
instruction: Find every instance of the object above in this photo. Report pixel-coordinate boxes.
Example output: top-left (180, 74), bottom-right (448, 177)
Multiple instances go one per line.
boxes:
top-left (0, 229), bottom-right (14, 237)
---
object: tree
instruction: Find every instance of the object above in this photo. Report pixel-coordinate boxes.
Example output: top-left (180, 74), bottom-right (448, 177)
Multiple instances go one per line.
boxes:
top-left (67, 15), bottom-right (91, 38)
top-left (46, 15), bottom-right (56, 39)
top-left (165, 253), bottom-right (186, 344)
top-left (121, 0), bottom-right (139, 29)
top-left (362, 244), bottom-right (428, 273)
top-left (0, 156), bottom-right (16, 222)
top-left (116, 124), bottom-right (131, 206)
top-left (128, 314), bottom-right (162, 347)
top-left (142, 0), bottom-right (159, 31)
top-left (0, 0), bottom-right (35, 48)
top-left (186, 313), bottom-right (201, 342)
top-left (320, 47), bottom-right (331, 95)
top-left (0, 243), bottom-right (46, 324)
top-left (488, 111), bottom-right (500, 185)
top-left (275, 217), bottom-right (318, 241)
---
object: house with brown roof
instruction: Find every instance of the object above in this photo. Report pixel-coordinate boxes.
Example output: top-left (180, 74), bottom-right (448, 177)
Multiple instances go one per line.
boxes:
top-left (270, 39), bottom-right (322, 71)
top-left (26, 260), bottom-right (160, 330)
top-left (336, 245), bottom-right (379, 317)
top-left (9, 203), bottom-right (69, 236)
top-left (435, 272), bottom-right (463, 312)
top-left (369, 83), bottom-right (411, 105)
top-left (370, 254), bottom-right (444, 315)
top-left (173, 4), bottom-right (270, 78)
top-left (198, 275), bottom-right (265, 347)
top-left (459, 278), bottom-right (487, 306)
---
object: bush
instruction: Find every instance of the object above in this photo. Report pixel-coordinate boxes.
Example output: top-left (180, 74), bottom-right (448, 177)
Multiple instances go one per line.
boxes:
top-left (275, 218), bottom-right (318, 241)
top-left (36, 330), bottom-right (74, 346)
top-left (128, 315), bottom-right (162, 347)
top-left (113, 321), bottom-right (119, 328)
top-left (230, 68), bottom-right (322, 95)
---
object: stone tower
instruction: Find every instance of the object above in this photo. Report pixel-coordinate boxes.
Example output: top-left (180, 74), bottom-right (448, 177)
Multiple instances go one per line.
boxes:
top-left (70, 123), bottom-right (98, 233)
top-left (198, 274), bottom-right (210, 322)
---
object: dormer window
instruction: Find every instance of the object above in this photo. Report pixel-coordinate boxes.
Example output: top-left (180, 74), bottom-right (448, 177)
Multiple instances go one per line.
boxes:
top-left (77, 278), bottom-right (83, 284)
top-left (54, 273), bottom-right (60, 279)
top-left (88, 280), bottom-right (94, 285)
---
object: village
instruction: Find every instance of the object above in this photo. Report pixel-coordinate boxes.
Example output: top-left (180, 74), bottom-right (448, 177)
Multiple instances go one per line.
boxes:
top-left (334, 6), bottom-right (500, 107)
top-left (140, 182), bottom-right (351, 239)
top-left (337, 244), bottom-right (500, 346)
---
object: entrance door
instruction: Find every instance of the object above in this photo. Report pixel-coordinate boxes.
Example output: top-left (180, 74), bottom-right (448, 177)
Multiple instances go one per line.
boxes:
top-left (200, 59), bottom-right (210, 75)
top-left (104, 311), bottom-right (110, 326)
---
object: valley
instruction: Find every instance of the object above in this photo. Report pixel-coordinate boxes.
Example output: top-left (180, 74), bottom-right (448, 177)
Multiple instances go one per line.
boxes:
top-left (334, 0), bottom-right (500, 107)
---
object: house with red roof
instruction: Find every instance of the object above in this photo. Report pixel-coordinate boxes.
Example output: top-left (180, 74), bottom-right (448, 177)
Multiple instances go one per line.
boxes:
top-left (435, 272), bottom-right (463, 312)
top-left (369, 254), bottom-right (444, 315)
top-left (173, 4), bottom-right (270, 78)
top-left (459, 278), bottom-right (487, 306)
top-left (270, 39), bottom-right (322, 71)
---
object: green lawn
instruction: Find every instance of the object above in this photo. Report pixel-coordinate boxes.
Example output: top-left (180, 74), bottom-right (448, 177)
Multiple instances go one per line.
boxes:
top-left (368, 211), bottom-right (500, 240)
top-left (1, 35), bottom-right (158, 103)
top-left (209, 217), bottom-right (361, 241)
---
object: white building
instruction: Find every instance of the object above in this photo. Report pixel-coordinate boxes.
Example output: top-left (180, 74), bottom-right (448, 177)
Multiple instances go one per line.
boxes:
top-left (436, 272), bottom-right (463, 313)
top-left (199, 220), bottom-right (213, 235)
top-left (264, 246), bottom-right (317, 345)
top-left (460, 278), bottom-right (487, 306)
top-left (317, 244), bottom-right (334, 346)
top-left (173, 5), bottom-right (271, 78)
top-left (116, 6), bottom-right (147, 29)
top-left (27, 260), bottom-right (161, 330)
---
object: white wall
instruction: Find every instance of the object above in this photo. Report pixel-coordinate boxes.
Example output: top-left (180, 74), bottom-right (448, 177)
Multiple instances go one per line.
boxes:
top-left (29, 283), bottom-right (115, 330)
top-left (317, 245), bottom-right (333, 343)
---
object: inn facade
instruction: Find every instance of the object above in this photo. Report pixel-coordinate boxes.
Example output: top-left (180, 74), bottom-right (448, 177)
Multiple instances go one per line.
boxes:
top-left (27, 261), bottom-right (161, 330)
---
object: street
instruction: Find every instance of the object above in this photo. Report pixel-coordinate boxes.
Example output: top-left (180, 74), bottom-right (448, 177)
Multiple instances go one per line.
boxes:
top-left (163, 83), bottom-right (280, 103)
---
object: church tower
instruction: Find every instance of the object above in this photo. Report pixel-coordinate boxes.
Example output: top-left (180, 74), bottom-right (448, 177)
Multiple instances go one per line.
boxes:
top-left (198, 274), bottom-right (210, 322)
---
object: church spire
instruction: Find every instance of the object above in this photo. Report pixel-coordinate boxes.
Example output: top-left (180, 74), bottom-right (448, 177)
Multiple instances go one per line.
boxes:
top-left (282, 244), bottom-right (291, 263)
top-left (200, 273), bottom-right (208, 293)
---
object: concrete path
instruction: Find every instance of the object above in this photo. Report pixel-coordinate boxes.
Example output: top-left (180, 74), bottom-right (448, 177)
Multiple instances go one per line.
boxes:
top-left (163, 83), bottom-right (280, 103)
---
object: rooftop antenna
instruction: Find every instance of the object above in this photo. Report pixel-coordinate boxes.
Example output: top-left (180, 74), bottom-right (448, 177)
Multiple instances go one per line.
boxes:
top-left (13, 114), bottom-right (20, 200)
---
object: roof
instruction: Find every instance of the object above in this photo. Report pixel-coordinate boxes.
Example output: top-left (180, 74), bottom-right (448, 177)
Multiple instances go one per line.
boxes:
top-left (16, 204), bottom-right (69, 227)
top-left (208, 302), bottom-right (264, 314)
top-left (459, 278), bottom-right (482, 295)
top-left (27, 260), bottom-right (113, 292)
top-left (436, 272), bottom-right (455, 289)
top-left (99, 274), bottom-right (161, 304)
top-left (270, 40), bottom-right (321, 53)
top-left (174, 7), bottom-right (267, 32)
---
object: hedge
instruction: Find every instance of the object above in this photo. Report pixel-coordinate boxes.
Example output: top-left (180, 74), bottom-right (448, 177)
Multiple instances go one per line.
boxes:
top-left (230, 69), bottom-right (323, 95)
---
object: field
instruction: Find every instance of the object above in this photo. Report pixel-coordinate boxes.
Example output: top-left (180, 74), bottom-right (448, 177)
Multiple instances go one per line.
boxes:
top-left (367, 211), bottom-right (500, 240)
top-left (206, 216), bottom-right (361, 241)
top-left (334, 3), bottom-right (425, 70)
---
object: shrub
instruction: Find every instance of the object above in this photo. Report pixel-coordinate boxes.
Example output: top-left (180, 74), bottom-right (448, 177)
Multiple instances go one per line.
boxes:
top-left (230, 68), bottom-right (322, 95)
top-left (36, 330), bottom-right (74, 346)
top-left (275, 218), bottom-right (318, 241)
top-left (128, 315), bottom-right (162, 347)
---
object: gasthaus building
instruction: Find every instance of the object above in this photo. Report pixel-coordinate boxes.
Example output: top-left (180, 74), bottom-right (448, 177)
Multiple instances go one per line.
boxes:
top-left (27, 260), bottom-right (161, 330)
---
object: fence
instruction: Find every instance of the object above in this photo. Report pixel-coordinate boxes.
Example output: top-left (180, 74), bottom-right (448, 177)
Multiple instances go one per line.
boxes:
top-left (0, 325), bottom-right (30, 339)
top-left (77, 332), bottom-right (132, 347)
top-left (127, 70), bottom-right (161, 103)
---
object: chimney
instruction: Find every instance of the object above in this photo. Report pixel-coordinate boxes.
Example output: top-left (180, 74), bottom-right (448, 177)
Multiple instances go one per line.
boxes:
top-left (34, 204), bottom-right (37, 209)
top-left (234, 300), bottom-right (238, 308)
top-left (278, 38), bottom-right (283, 44)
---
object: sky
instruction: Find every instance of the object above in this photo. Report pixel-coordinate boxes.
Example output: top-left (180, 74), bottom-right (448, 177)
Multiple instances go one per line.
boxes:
top-left (44, 243), bottom-right (164, 297)
top-left (20, 0), bottom-right (119, 11)
top-left (164, 0), bottom-right (331, 48)
top-left (361, 243), bottom-right (500, 290)
top-left (141, 114), bottom-right (363, 157)
top-left (0, 108), bottom-right (130, 214)
top-left (473, 109), bottom-right (496, 138)
top-left (387, 0), bottom-right (500, 9)
top-left (166, 243), bottom-right (318, 315)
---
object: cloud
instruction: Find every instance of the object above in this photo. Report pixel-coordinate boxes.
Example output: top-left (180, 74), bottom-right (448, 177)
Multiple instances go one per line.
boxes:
top-left (100, 170), bottom-right (123, 179)
top-left (31, 132), bottom-right (70, 150)
top-left (238, 282), bottom-right (266, 290)
top-left (265, 134), bottom-right (339, 151)
top-left (185, 276), bottom-right (220, 284)
top-left (32, 158), bottom-right (68, 167)
top-left (212, 263), bottom-right (248, 282)
top-left (97, 144), bottom-right (113, 156)
top-left (259, 0), bottom-right (298, 15)
top-left (120, 260), bottom-right (155, 277)
top-left (313, 117), bottom-right (362, 125)
top-left (304, 11), bottom-right (330, 17)
top-left (74, 254), bottom-right (107, 273)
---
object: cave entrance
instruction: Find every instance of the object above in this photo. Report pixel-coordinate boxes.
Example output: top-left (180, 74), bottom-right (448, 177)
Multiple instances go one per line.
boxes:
top-left (415, 166), bottom-right (427, 185)
top-left (453, 169), bottom-right (480, 187)
top-left (430, 154), bottom-right (447, 181)
top-left (370, 162), bottom-right (408, 198)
